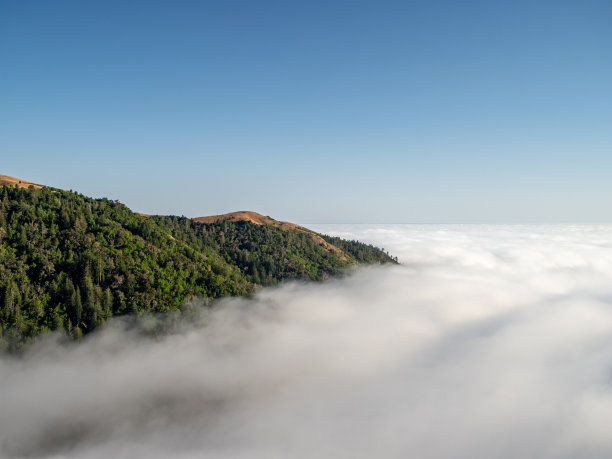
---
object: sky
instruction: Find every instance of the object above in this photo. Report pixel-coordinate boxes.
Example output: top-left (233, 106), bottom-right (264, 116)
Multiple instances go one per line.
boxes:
top-left (1, 0), bottom-right (611, 223)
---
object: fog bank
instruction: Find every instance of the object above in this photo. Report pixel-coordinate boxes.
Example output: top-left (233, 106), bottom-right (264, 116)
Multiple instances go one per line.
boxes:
top-left (2, 224), bottom-right (612, 459)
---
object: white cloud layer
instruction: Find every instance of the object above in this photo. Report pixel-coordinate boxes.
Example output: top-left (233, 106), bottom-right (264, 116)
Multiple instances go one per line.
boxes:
top-left (2, 224), bottom-right (612, 459)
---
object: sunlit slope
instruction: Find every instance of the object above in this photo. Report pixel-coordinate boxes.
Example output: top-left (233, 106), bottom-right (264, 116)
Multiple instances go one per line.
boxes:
top-left (195, 210), bottom-right (301, 229)
top-left (0, 174), bottom-right (44, 189)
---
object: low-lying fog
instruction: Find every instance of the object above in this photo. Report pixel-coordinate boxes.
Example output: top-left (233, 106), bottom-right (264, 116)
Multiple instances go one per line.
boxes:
top-left (2, 224), bottom-right (612, 459)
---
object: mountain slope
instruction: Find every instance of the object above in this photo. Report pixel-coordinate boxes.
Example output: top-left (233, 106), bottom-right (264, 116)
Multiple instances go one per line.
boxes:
top-left (0, 177), bottom-right (396, 349)
top-left (194, 211), bottom-right (302, 230)
top-left (0, 174), bottom-right (44, 189)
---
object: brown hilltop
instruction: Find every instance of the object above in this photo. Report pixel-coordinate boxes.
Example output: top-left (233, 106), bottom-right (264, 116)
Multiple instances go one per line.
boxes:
top-left (193, 211), bottom-right (303, 231)
top-left (0, 174), bottom-right (45, 189)
top-left (194, 211), bottom-right (348, 260)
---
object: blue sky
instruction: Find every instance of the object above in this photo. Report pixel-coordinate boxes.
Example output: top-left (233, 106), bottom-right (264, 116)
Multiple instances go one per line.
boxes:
top-left (1, 0), bottom-right (610, 222)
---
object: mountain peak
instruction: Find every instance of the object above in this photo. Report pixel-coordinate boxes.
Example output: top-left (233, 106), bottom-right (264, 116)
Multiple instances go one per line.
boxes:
top-left (193, 211), bottom-right (303, 231)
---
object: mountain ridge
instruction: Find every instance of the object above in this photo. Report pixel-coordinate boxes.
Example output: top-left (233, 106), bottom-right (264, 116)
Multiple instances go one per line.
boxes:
top-left (1, 175), bottom-right (317, 238)
top-left (1, 175), bottom-right (353, 260)
top-left (0, 174), bottom-right (396, 349)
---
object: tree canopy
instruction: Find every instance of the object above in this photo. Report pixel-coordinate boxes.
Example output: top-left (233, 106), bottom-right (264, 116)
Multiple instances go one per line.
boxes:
top-left (0, 185), bottom-right (396, 350)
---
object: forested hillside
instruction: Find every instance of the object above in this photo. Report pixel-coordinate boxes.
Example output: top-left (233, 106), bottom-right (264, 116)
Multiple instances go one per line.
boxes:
top-left (0, 184), bottom-right (395, 349)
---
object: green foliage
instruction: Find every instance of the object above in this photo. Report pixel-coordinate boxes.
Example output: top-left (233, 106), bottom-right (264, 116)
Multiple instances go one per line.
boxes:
top-left (321, 235), bottom-right (399, 264)
top-left (0, 185), bottom-right (395, 349)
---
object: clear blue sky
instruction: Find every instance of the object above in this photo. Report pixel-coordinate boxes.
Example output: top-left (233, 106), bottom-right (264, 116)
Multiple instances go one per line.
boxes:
top-left (1, 0), bottom-right (610, 222)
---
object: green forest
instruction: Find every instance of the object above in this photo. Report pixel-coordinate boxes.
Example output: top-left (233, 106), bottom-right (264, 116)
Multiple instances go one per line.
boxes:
top-left (0, 185), bottom-right (396, 350)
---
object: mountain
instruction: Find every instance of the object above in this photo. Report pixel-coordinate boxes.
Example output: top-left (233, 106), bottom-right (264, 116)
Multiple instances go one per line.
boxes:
top-left (0, 176), bottom-right (396, 349)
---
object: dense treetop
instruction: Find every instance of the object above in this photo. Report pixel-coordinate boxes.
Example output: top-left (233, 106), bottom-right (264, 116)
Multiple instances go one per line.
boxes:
top-left (0, 184), bottom-right (396, 350)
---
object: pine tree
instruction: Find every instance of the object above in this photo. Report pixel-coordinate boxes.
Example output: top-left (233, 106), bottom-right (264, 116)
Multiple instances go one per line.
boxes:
top-left (81, 262), bottom-right (101, 328)
top-left (70, 286), bottom-right (83, 327)
top-left (103, 288), bottom-right (113, 320)
top-left (12, 304), bottom-right (24, 333)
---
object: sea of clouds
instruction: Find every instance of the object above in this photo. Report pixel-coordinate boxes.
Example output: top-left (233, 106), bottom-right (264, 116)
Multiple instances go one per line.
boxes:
top-left (2, 224), bottom-right (612, 459)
